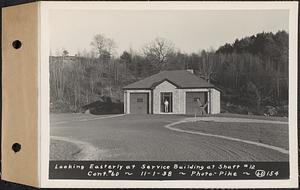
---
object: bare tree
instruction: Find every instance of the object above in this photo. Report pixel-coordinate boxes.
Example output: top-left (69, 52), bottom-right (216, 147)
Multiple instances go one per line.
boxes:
top-left (90, 33), bottom-right (117, 59)
top-left (142, 37), bottom-right (175, 70)
top-left (198, 50), bottom-right (217, 83)
top-left (246, 81), bottom-right (273, 111)
top-left (90, 34), bottom-right (118, 97)
top-left (62, 49), bottom-right (69, 57)
top-left (120, 51), bottom-right (132, 81)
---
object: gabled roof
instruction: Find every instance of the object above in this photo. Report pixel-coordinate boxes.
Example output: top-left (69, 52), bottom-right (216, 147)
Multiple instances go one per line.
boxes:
top-left (123, 70), bottom-right (215, 89)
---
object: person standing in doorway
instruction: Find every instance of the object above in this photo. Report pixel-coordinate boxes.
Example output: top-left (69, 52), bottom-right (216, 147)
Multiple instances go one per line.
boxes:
top-left (197, 98), bottom-right (208, 115)
top-left (164, 99), bottom-right (169, 113)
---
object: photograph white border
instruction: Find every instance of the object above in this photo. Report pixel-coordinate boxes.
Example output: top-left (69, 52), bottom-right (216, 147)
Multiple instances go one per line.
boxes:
top-left (39, 1), bottom-right (298, 188)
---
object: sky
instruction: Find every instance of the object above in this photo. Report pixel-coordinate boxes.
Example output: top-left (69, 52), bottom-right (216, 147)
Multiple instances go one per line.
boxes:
top-left (49, 9), bottom-right (289, 56)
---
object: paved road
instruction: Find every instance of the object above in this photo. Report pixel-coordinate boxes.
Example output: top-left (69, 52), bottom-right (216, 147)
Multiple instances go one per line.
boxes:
top-left (50, 114), bottom-right (288, 161)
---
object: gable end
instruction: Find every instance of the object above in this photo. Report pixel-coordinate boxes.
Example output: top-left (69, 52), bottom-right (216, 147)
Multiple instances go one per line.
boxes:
top-left (150, 78), bottom-right (180, 89)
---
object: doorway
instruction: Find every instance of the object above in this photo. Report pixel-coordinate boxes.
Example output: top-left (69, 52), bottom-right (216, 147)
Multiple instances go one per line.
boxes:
top-left (161, 92), bottom-right (173, 113)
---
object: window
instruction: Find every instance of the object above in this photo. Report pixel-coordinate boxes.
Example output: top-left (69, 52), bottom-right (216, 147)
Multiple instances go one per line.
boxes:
top-left (137, 98), bottom-right (143, 102)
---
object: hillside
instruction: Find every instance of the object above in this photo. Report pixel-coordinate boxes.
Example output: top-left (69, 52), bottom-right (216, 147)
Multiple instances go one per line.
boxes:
top-left (49, 31), bottom-right (288, 116)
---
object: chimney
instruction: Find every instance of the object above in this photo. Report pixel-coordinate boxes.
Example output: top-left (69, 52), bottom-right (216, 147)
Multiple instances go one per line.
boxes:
top-left (186, 69), bottom-right (194, 74)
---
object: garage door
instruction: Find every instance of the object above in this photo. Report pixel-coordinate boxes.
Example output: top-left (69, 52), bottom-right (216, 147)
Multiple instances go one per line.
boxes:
top-left (186, 92), bottom-right (208, 114)
top-left (130, 93), bottom-right (149, 114)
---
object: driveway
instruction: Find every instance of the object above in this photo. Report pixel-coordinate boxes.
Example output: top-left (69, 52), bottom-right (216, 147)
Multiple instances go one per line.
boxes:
top-left (50, 114), bottom-right (288, 161)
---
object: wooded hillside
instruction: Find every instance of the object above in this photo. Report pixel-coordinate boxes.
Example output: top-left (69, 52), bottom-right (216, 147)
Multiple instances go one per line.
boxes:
top-left (50, 31), bottom-right (288, 116)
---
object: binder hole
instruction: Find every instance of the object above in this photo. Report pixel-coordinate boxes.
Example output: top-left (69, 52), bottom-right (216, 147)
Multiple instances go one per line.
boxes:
top-left (12, 143), bottom-right (21, 153)
top-left (12, 40), bottom-right (22, 49)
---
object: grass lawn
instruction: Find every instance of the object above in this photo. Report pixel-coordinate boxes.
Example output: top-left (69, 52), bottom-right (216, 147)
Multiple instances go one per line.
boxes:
top-left (176, 120), bottom-right (288, 150)
top-left (185, 113), bottom-right (288, 122)
top-left (50, 139), bottom-right (81, 160)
